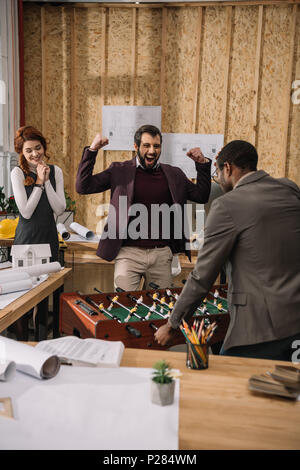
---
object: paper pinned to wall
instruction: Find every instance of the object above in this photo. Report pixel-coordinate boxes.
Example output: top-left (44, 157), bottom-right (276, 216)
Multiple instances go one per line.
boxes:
top-left (160, 133), bottom-right (224, 178)
top-left (102, 105), bottom-right (162, 150)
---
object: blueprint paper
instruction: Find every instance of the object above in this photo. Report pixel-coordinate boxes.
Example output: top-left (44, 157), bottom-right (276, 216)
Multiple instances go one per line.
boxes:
top-left (161, 133), bottom-right (224, 178)
top-left (102, 106), bottom-right (162, 150)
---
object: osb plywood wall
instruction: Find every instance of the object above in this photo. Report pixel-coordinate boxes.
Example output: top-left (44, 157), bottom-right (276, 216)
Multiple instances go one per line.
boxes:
top-left (23, 1), bottom-right (300, 232)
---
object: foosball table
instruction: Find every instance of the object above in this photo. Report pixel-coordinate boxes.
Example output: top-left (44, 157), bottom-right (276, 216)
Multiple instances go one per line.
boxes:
top-left (59, 285), bottom-right (230, 350)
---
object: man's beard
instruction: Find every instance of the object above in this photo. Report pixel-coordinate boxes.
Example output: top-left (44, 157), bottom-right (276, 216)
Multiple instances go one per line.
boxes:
top-left (137, 148), bottom-right (160, 171)
top-left (220, 175), bottom-right (233, 193)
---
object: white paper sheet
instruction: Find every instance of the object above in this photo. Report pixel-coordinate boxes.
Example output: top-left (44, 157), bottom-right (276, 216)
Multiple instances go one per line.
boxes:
top-left (160, 133), bottom-right (224, 178)
top-left (102, 105), bottom-right (162, 150)
top-left (0, 366), bottom-right (179, 450)
top-left (0, 261), bottom-right (12, 270)
top-left (0, 274), bottom-right (48, 310)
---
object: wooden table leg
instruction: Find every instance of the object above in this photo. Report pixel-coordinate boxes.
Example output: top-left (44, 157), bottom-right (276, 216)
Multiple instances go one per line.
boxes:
top-left (52, 286), bottom-right (63, 338)
top-left (35, 297), bottom-right (49, 341)
top-left (14, 313), bottom-right (30, 341)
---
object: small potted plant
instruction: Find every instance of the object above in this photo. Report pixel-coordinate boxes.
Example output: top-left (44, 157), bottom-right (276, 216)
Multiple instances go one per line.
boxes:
top-left (64, 190), bottom-right (76, 215)
top-left (55, 190), bottom-right (76, 229)
top-left (6, 196), bottom-right (19, 217)
top-left (151, 360), bottom-right (175, 406)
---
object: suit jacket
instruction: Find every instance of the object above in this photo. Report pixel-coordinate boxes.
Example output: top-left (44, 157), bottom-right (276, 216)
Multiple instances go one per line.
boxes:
top-left (76, 147), bottom-right (212, 261)
top-left (169, 170), bottom-right (300, 350)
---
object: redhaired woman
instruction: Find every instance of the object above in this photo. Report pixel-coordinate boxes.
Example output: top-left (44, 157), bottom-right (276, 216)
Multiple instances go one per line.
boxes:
top-left (10, 126), bottom-right (66, 340)
top-left (11, 126), bottom-right (66, 262)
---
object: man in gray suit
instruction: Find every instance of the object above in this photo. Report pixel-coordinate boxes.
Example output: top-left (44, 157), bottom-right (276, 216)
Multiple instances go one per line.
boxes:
top-left (155, 140), bottom-right (300, 361)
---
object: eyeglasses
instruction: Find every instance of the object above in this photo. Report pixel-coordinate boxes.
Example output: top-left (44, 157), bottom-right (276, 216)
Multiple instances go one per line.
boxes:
top-left (212, 167), bottom-right (220, 184)
top-left (211, 162), bottom-right (226, 184)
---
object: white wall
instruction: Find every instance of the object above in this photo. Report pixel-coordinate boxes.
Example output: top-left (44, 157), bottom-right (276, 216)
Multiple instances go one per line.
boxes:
top-left (0, 0), bottom-right (19, 197)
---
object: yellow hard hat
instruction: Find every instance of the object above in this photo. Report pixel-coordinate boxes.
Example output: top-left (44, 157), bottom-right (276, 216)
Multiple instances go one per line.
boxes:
top-left (0, 218), bottom-right (19, 239)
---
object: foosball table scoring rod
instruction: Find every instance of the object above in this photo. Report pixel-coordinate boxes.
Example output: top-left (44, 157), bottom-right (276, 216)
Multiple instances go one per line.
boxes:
top-left (116, 287), bottom-right (167, 320)
top-left (91, 288), bottom-right (142, 338)
top-left (147, 283), bottom-right (174, 315)
top-left (181, 280), bottom-right (227, 313)
top-left (77, 291), bottom-right (123, 323)
top-left (93, 287), bottom-right (145, 323)
top-left (113, 290), bottom-right (159, 334)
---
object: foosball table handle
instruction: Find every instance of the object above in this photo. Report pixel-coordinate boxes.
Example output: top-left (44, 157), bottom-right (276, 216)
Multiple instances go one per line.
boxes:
top-left (149, 282), bottom-right (160, 290)
top-left (126, 325), bottom-right (142, 338)
top-left (116, 287), bottom-right (125, 293)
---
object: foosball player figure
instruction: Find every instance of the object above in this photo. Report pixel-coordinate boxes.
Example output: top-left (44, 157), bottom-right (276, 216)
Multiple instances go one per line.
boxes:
top-left (145, 303), bottom-right (157, 320)
top-left (213, 289), bottom-right (219, 306)
top-left (124, 306), bottom-right (138, 323)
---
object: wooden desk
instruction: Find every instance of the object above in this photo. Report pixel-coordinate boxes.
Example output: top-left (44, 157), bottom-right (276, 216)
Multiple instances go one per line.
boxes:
top-left (0, 268), bottom-right (72, 339)
top-left (0, 238), bottom-right (13, 247)
top-left (65, 240), bottom-right (98, 252)
top-left (121, 348), bottom-right (300, 450)
top-left (0, 237), bottom-right (99, 255)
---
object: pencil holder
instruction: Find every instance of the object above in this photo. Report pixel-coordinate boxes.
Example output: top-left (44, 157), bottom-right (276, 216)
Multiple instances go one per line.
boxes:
top-left (186, 342), bottom-right (209, 370)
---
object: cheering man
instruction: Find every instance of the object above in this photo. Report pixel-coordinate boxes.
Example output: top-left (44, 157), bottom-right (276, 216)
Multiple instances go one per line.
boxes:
top-left (76, 124), bottom-right (211, 290)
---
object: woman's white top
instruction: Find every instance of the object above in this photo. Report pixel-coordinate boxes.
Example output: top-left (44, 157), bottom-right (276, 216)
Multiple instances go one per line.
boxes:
top-left (11, 165), bottom-right (66, 220)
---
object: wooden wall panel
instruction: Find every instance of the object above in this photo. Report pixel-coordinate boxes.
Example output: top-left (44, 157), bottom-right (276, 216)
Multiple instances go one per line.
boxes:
top-left (72, 7), bottom-right (105, 228)
top-left (103, 7), bottom-right (138, 205)
top-left (226, 6), bottom-right (258, 143)
top-left (287, 6), bottom-right (300, 183)
top-left (23, 4), bottom-right (42, 131)
top-left (163, 7), bottom-right (200, 133)
top-left (135, 8), bottom-right (162, 106)
top-left (23, 2), bottom-right (300, 234)
top-left (257, 4), bottom-right (295, 176)
top-left (42, 6), bottom-right (71, 179)
top-left (197, 6), bottom-right (230, 135)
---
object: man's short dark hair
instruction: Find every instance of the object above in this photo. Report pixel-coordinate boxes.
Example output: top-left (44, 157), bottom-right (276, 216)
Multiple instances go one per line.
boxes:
top-left (134, 125), bottom-right (162, 148)
top-left (217, 140), bottom-right (258, 172)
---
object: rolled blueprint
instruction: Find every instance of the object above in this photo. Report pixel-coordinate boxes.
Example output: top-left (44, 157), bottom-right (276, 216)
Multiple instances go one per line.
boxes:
top-left (0, 360), bottom-right (16, 381)
top-left (0, 336), bottom-right (60, 380)
top-left (70, 222), bottom-right (94, 240)
top-left (0, 271), bottom-right (31, 283)
top-left (1, 262), bottom-right (61, 277)
top-left (0, 279), bottom-right (33, 295)
top-left (57, 223), bottom-right (70, 240)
